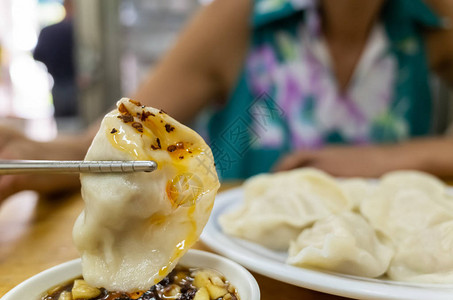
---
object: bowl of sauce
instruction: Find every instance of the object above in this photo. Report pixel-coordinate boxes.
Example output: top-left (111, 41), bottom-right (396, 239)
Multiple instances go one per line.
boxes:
top-left (1, 250), bottom-right (260, 300)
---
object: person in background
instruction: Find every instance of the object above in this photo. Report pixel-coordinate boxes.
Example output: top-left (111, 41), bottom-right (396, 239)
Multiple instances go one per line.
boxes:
top-left (33, 0), bottom-right (78, 121)
top-left (1, 0), bottom-right (453, 202)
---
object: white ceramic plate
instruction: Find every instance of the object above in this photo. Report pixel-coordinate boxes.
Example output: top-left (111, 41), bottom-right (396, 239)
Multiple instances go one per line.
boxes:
top-left (1, 249), bottom-right (260, 300)
top-left (201, 187), bottom-right (453, 300)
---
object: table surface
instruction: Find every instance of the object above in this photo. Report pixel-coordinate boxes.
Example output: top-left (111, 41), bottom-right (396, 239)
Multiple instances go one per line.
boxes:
top-left (1, 180), bottom-right (452, 300)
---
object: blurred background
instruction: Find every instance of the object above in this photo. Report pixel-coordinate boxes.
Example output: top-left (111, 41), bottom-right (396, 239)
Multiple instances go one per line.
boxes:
top-left (0, 0), bottom-right (452, 143)
top-left (0, 0), bottom-right (203, 141)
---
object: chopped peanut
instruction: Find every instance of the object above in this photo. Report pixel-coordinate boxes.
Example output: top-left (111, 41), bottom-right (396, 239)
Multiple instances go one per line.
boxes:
top-left (71, 280), bottom-right (101, 299)
top-left (209, 274), bottom-right (225, 286)
top-left (193, 271), bottom-right (211, 289)
top-left (223, 294), bottom-right (233, 300)
top-left (57, 291), bottom-right (72, 300)
top-left (165, 284), bottom-right (181, 297)
top-left (206, 282), bottom-right (228, 299)
top-left (193, 287), bottom-right (210, 300)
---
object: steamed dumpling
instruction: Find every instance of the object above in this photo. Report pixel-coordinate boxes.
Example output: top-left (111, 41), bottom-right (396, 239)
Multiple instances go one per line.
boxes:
top-left (73, 98), bottom-right (219, 292)
top-left (387, 220), bottom-right (453, 283)
top-left (219, 168), bottom-right (352, 250)
top-left (360, 170), bottom-right (453, 242)
top-left (287, 212), bottom-right (394, 278)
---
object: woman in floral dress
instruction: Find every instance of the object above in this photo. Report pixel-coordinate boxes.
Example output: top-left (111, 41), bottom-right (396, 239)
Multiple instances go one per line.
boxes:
top-left (1, 0), bottom-right (453, 199)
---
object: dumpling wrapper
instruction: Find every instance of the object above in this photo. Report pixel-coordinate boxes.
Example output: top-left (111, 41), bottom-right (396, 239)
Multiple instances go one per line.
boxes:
top-left (287, 212), bottom-right (394, 278)
top-left (339, 178), bottom-right (376, 211)
top-left (388, 220), bottom-right (453, 283)
top-left (73, 98), bottom-right (220, 292)
top-left (219, 168), bottom-right (352, 250)
top-left (360, 170), bottom-right (453, 243)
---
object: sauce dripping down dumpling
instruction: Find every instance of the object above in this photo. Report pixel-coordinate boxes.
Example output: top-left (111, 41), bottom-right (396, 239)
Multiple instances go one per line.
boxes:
top-left (73, 98), bottom-right (220, 292)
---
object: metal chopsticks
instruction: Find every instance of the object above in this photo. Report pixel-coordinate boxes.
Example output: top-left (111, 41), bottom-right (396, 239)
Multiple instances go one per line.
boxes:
top-left (0, 160), bottom-right (158, 174)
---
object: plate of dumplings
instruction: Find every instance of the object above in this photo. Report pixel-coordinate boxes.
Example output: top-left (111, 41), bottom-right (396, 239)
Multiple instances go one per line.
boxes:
top-left (201, 168), bottom-right (453, 300)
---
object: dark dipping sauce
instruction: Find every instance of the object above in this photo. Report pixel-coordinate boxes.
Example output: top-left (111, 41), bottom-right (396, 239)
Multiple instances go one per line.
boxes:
top-left (41, 265), bottom-right (239, 300)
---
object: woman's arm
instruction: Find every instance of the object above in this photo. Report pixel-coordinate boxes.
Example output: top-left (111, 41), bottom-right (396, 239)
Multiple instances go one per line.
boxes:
top-left (132, 0), bottom-right (252, 123)
top-left (0, 0), bottom-right (252, 203)
top-left (274, 137), bottom-right (453, 178)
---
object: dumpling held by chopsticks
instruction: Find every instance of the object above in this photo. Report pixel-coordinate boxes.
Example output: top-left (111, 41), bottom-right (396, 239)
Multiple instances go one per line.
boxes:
top-left (73, 98), bottom-right (220, 292)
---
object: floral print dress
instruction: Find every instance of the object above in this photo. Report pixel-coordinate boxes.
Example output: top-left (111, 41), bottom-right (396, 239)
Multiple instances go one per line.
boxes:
top-left (206, 0), bottom-right (444, 180)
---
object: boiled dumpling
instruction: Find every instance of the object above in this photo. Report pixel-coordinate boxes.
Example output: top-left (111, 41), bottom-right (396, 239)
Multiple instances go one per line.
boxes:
top-left (388, 220), bottom-right (453, 283)
top-left (287, 211), bottom-right (394, 278)
top-left (360, 170), bottom-right (453, 242)
top-left (73, 98), bottom-right (220, 292)
top-left (339, 178), bottom-right (376, 211)
top-left (219, 168), bottom-right (352, 250)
